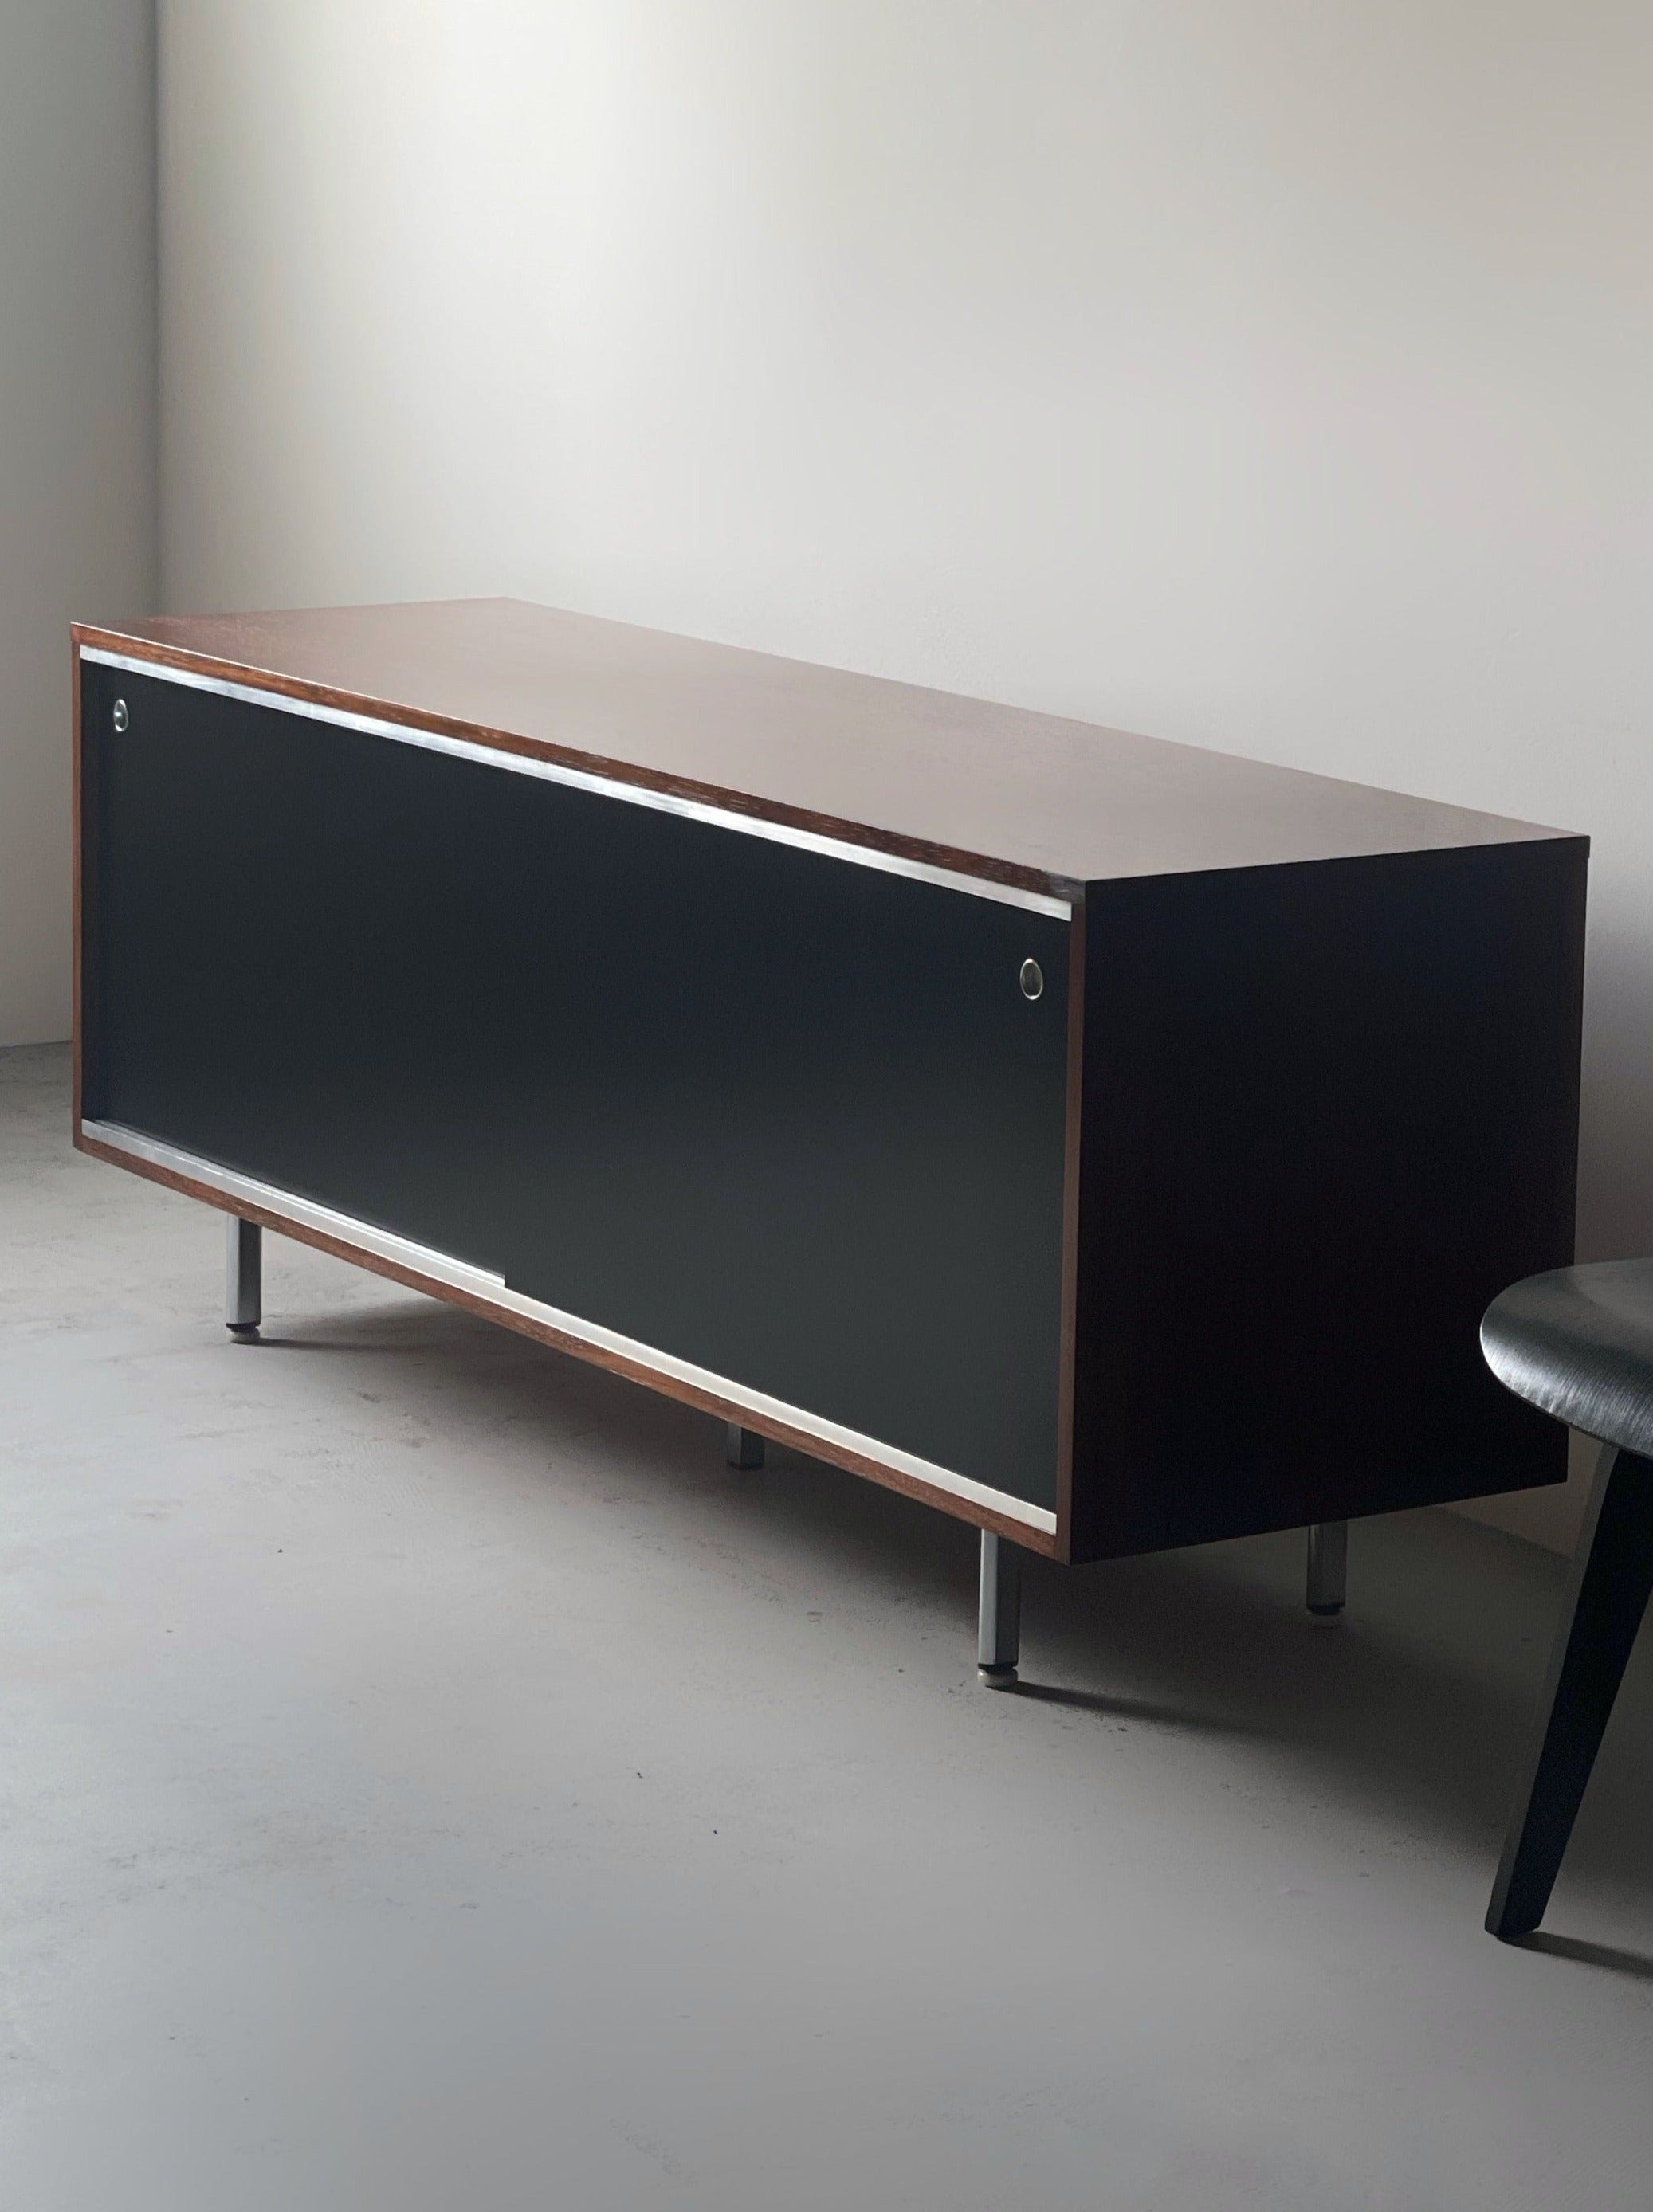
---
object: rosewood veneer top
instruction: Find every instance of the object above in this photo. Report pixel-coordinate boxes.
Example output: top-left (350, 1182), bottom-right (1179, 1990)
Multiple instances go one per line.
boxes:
top-left (75, 597), bottom-right (1570, 896)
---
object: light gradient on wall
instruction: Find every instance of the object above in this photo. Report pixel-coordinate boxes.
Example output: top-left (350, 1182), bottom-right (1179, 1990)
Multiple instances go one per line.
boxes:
top-left (1, 0), bottom-right (156, 1044)
top-left (156, 2), bottom-right (1653, 1542)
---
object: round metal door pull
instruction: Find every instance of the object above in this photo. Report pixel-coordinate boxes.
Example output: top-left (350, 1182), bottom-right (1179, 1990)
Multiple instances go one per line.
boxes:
top-left (1019, 958), bottom-right (1044, 1001)
top-left (112, 698), bottom-right (128, 732)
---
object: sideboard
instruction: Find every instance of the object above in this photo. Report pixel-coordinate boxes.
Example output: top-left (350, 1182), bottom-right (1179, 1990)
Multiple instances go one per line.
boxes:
top-left (72, 599), bottom-right (1587, 1680)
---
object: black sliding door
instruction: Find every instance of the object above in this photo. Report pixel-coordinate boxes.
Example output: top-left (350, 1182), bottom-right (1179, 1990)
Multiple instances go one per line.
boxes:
top-left (83, 662), bottom-right (1070, 1508)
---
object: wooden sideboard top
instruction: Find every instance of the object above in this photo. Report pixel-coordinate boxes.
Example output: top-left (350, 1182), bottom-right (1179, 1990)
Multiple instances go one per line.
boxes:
top-left (74, 597), bottom-right (1575, 895)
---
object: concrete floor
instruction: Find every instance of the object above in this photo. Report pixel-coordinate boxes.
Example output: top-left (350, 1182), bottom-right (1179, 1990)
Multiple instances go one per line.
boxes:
top-left (3, 1045), bottom-right (1653, 2210)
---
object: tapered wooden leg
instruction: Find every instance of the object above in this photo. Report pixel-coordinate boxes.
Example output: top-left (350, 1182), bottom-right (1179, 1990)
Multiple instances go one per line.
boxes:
top-left (1306, 1520), bottom-right (1348, 1615)
top-left (1488, 1446), bottom-right (1653, 1940)
top-left (725, 1423), bottom-right (764, 1469)
top-left (978, 1531), bottom-right (1022, 1687)
top-left (226, 1217), bottom-right (261, 1338)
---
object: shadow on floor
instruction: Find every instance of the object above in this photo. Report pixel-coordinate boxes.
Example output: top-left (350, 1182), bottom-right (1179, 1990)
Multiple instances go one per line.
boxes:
top-left (232, 1291), bottom-right (1653, 1932)
top-left (1002, 1677), bottom-right (1262, 1735)
top-left (1514, 1931), bottom-right (1653, 1980)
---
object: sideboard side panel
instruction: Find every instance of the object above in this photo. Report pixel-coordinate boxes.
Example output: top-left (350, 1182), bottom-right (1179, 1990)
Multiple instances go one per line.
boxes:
top-left (1069, 839), bottom-right (1587, 1563)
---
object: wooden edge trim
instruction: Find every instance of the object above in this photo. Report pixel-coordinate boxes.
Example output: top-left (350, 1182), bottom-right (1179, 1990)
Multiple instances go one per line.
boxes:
top-left (69, 626), bottom-right (1082, 908)
top-left (1052, 896), bottom-right (1086, 1563)
top-left (71, 639), bottom-right (84, 1131)
top-left (72, 1126), bottom-right (1061, 1559)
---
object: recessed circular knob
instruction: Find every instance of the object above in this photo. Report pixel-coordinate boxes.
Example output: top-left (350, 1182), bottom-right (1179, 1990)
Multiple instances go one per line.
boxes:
top-left (112, 698), bottom-right (128, 732)
top-left (1019, 957), bottom-right (1044, 1001)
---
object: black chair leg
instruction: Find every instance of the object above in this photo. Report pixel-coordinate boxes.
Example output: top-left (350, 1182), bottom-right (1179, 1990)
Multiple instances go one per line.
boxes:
top-left (1487, 1445), bottom-right (1653, 1940)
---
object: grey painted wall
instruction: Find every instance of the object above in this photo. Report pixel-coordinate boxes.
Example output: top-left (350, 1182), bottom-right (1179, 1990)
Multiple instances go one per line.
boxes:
top-left (151, 6), bottom-right (1651, 1548)
top-left (0, 2), bottom-right (1627, 1543)
top-left (155, 5), bottom-right (1651, 1233)
top-left (0, 1), bottom-right (156, 1044)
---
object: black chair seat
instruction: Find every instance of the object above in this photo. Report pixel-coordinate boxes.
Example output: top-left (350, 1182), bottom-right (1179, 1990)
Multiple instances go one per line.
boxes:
top-left (1482, 1258), bottom-right (1653, 1458)
top-left (1481, 1259), bottom-right (1653, 1942)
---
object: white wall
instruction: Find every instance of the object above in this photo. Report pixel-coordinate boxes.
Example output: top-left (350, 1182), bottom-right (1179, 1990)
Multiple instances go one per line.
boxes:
top-left (0, 1), bottom-right (156, 1044)
top-left (157, 3), bottom-right (1652, 1544)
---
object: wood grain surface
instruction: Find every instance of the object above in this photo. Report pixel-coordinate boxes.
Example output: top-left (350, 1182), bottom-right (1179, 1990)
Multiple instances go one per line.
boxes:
top-left (73, 598), bottom-right (1570, 896)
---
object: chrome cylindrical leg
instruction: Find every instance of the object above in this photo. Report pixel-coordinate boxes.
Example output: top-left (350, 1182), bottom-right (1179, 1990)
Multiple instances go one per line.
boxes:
top-left (978, 1530), bottom-right (1022, 1686)
top-left (226, 1217), bottom-right (261, 1338)
top-left (1307, 1520), bottom-right (1348, 1615)
top-left (725, 1422), bottom-right (764, 1469)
